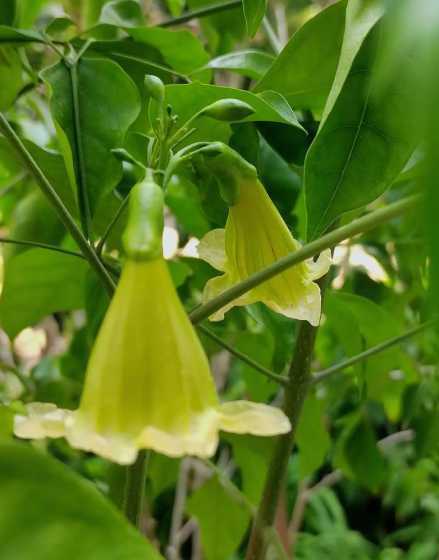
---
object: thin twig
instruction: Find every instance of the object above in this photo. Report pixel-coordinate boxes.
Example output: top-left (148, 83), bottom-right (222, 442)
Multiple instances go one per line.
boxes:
top-left (262, 17), bottom-right (283, 54)
top-left (158, 0), bottom-right (241, 28)
top-left (96, 195), bottom-right (129, 255)
top-left (311, 320), bottom-right (436, 385)
top-left (167, 459), bottom-right (191, 560)
top-left (0, 237), bottom-right (85, 259)
top-left (198, 325), bottom-right (288, 385)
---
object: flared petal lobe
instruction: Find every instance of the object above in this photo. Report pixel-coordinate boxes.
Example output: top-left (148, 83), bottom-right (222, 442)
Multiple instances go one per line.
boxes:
top-left (198, 179), bottom-right (332, 325)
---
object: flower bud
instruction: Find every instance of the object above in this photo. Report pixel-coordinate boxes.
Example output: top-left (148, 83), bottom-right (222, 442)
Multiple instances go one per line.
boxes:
top-left (144, 74), bottom-right (165, 102)
top-left (122, 170), bottom-right (164, 261)
top-left (201, 99), bottom-right (255, 122)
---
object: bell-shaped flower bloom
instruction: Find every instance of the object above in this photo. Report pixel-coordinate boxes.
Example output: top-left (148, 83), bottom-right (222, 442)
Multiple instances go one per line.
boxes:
top-left (198, 178), bottom-right (332, 326)
top-left (14, 257), bottom-right (290, 464)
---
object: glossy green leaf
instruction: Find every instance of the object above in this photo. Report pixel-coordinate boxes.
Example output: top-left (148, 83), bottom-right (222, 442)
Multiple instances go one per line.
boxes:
top-left (334, 412), bottom-right (387, 492)
top-left (165, 173), bottom-right (210, 238)
top-left (187, 475), bottom-right (250, 560)
top-left (3, 190), bottom-right (64, 260)
top-left (296, 393), bottom-right (331, 479)
top-left (165, 83), bottom-right (305, 143)
top-left (321, 0), bottom-right (384, 125)
top-left (242, 0), bottom-right (266, 37)
top-left (187, 0), bottom-right (245, 53)
top-left (127, 27), bottom-right (209, 76)
top-left (0, 25), bottom-right (44, 43)
top-left (324, 292), bottom-right (415, 419)
top-left (231, 330), bottom-right (276, 401)
top-left (305, 24), bottom-right (418, 239)
top-left (227, 434), bottom-right (273, 504)
top-left (206, 49), bottom-right (274, 80)
top-left (100, 0), bottom-right (145, 27)
top-left (0, 46), bottom-right (26, 110)
top-left (0, 441), bottom-right (162, 559)
top-left (0, 0), bottom-right (15, 25)
top-left (42, 58), bottom-right (140, 221)
top-left (165, 0), bottom-right (185, 16)
top-left (254, 1), bottom-right (346, 111)
top-left (0, 249), bottom-right (88, 338)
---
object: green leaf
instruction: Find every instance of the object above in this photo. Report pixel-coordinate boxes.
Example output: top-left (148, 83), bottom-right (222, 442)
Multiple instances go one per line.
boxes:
top-left (296, 393), bottom-right (331, 479)
top-left (165, 83), bottom-right (305, 146)
top-left (165, 0), bottom-right (185, 17)
top-left (0, 0), bottom-right (15, 25)
top-left (0, 249), bottom-right (88, 338)
top-left (254, 1), bottom-right (346, 112)
top-left (242, 0), bottom-right (266, 37)
top-left (227, 434), bottom-right (273, 504)
top-left (100, 0), bottom-right (145, 27)
top-left (305, 24), bottom-right (418, 239)
top-left (0, 46), bottom-right (26, 110)
top-left (334, 411), bottom-right (387, 492)
top-left (15, 0), bottom-right (51, 27)
top-left (42, 58), bottom-right (140, 220)
top-left (324, 292), bottom-right (415, 419)
top-left (321, 0), bottom-right (384, 125)
top-left (0, 25), bottom-right (44, 44)
top-left (187, 475), bottom-right (250, 560)
top-left (206, 49), bottom-right (274, 80)
top-left (165, 173), bottom-right (210, 238)
top-left (0, 441), bottom-right (162, 559)
top-left (187, 0), bottom-right (245, 53)
top-left (231, 331), bottom-right (276, 401)
top-left (126, 27), bottom-right (210, 76)
top-left (3, 190), bottom-right (64, 260)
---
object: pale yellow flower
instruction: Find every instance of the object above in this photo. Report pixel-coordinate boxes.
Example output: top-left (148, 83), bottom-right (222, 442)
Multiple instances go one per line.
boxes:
top-left (198, 178), bottom-right (332, 325)
top-left (15, 258), bottom-right (290, 465)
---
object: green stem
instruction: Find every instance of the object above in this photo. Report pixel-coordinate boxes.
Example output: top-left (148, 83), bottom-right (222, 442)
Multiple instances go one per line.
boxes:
top-left (68, 60), bottom-right (92, 238)
top-left (190, 195), bottom-right (420, 324)
top-left (123, 451), bottom-right (149, 529)
top-left (245, 316), bottom-right (321, 560)
top-left (96, 195), bottom-right (129, 255)
top-left (158, 0), bottom-right (241, 28)
top-left (0, 113), bottom-right (115, 296)
top-left (0, 237), bottom-right (85, 259)
top-left (311, 319), bottom-right (436, 385)
top-left (262, 17), bottom-right (282, 54)
top-left (198, 325), bottom-right (288, 385)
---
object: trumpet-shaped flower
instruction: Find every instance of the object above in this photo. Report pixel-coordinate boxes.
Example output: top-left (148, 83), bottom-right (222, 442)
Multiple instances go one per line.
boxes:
top-left (198, 178), bottom-right (332, 326)
top-left (14, 258), bottom-right (290, 464)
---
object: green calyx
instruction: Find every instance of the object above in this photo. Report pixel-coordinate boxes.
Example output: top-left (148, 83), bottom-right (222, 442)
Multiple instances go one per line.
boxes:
top-left (193, 142), bottom-right (257, 206)
top-left (122, 169), bottom-right (164, 261)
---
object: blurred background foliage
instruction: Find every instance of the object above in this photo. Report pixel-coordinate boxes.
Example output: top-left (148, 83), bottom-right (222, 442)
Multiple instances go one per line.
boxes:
top-left (0, 0), bottom-right (438, 559)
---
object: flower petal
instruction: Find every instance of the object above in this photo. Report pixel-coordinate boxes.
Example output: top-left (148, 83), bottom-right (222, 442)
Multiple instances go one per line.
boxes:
top-left (203, 273), bottom-right (258, 321)
top-left (307, 249), bottom-right (332, 281)
top-left (138, 409), bottom-right (219, 459)
top-left (265, 280), bottom-right (322, 326)
top-left (198, 229), bottom-right (227, 271)
top-left (218, 401), bottom-right (291, 436)
top-left (14, 403), bottom-right (69, 439)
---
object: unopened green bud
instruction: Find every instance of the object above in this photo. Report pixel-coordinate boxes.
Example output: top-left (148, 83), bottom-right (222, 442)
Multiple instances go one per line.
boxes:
top-left (144, 74), bottom-right (165, 102)
top-left (122, 170), bottom-right (164, 261)
top-left (201, 99), bottom-right (255, 122)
